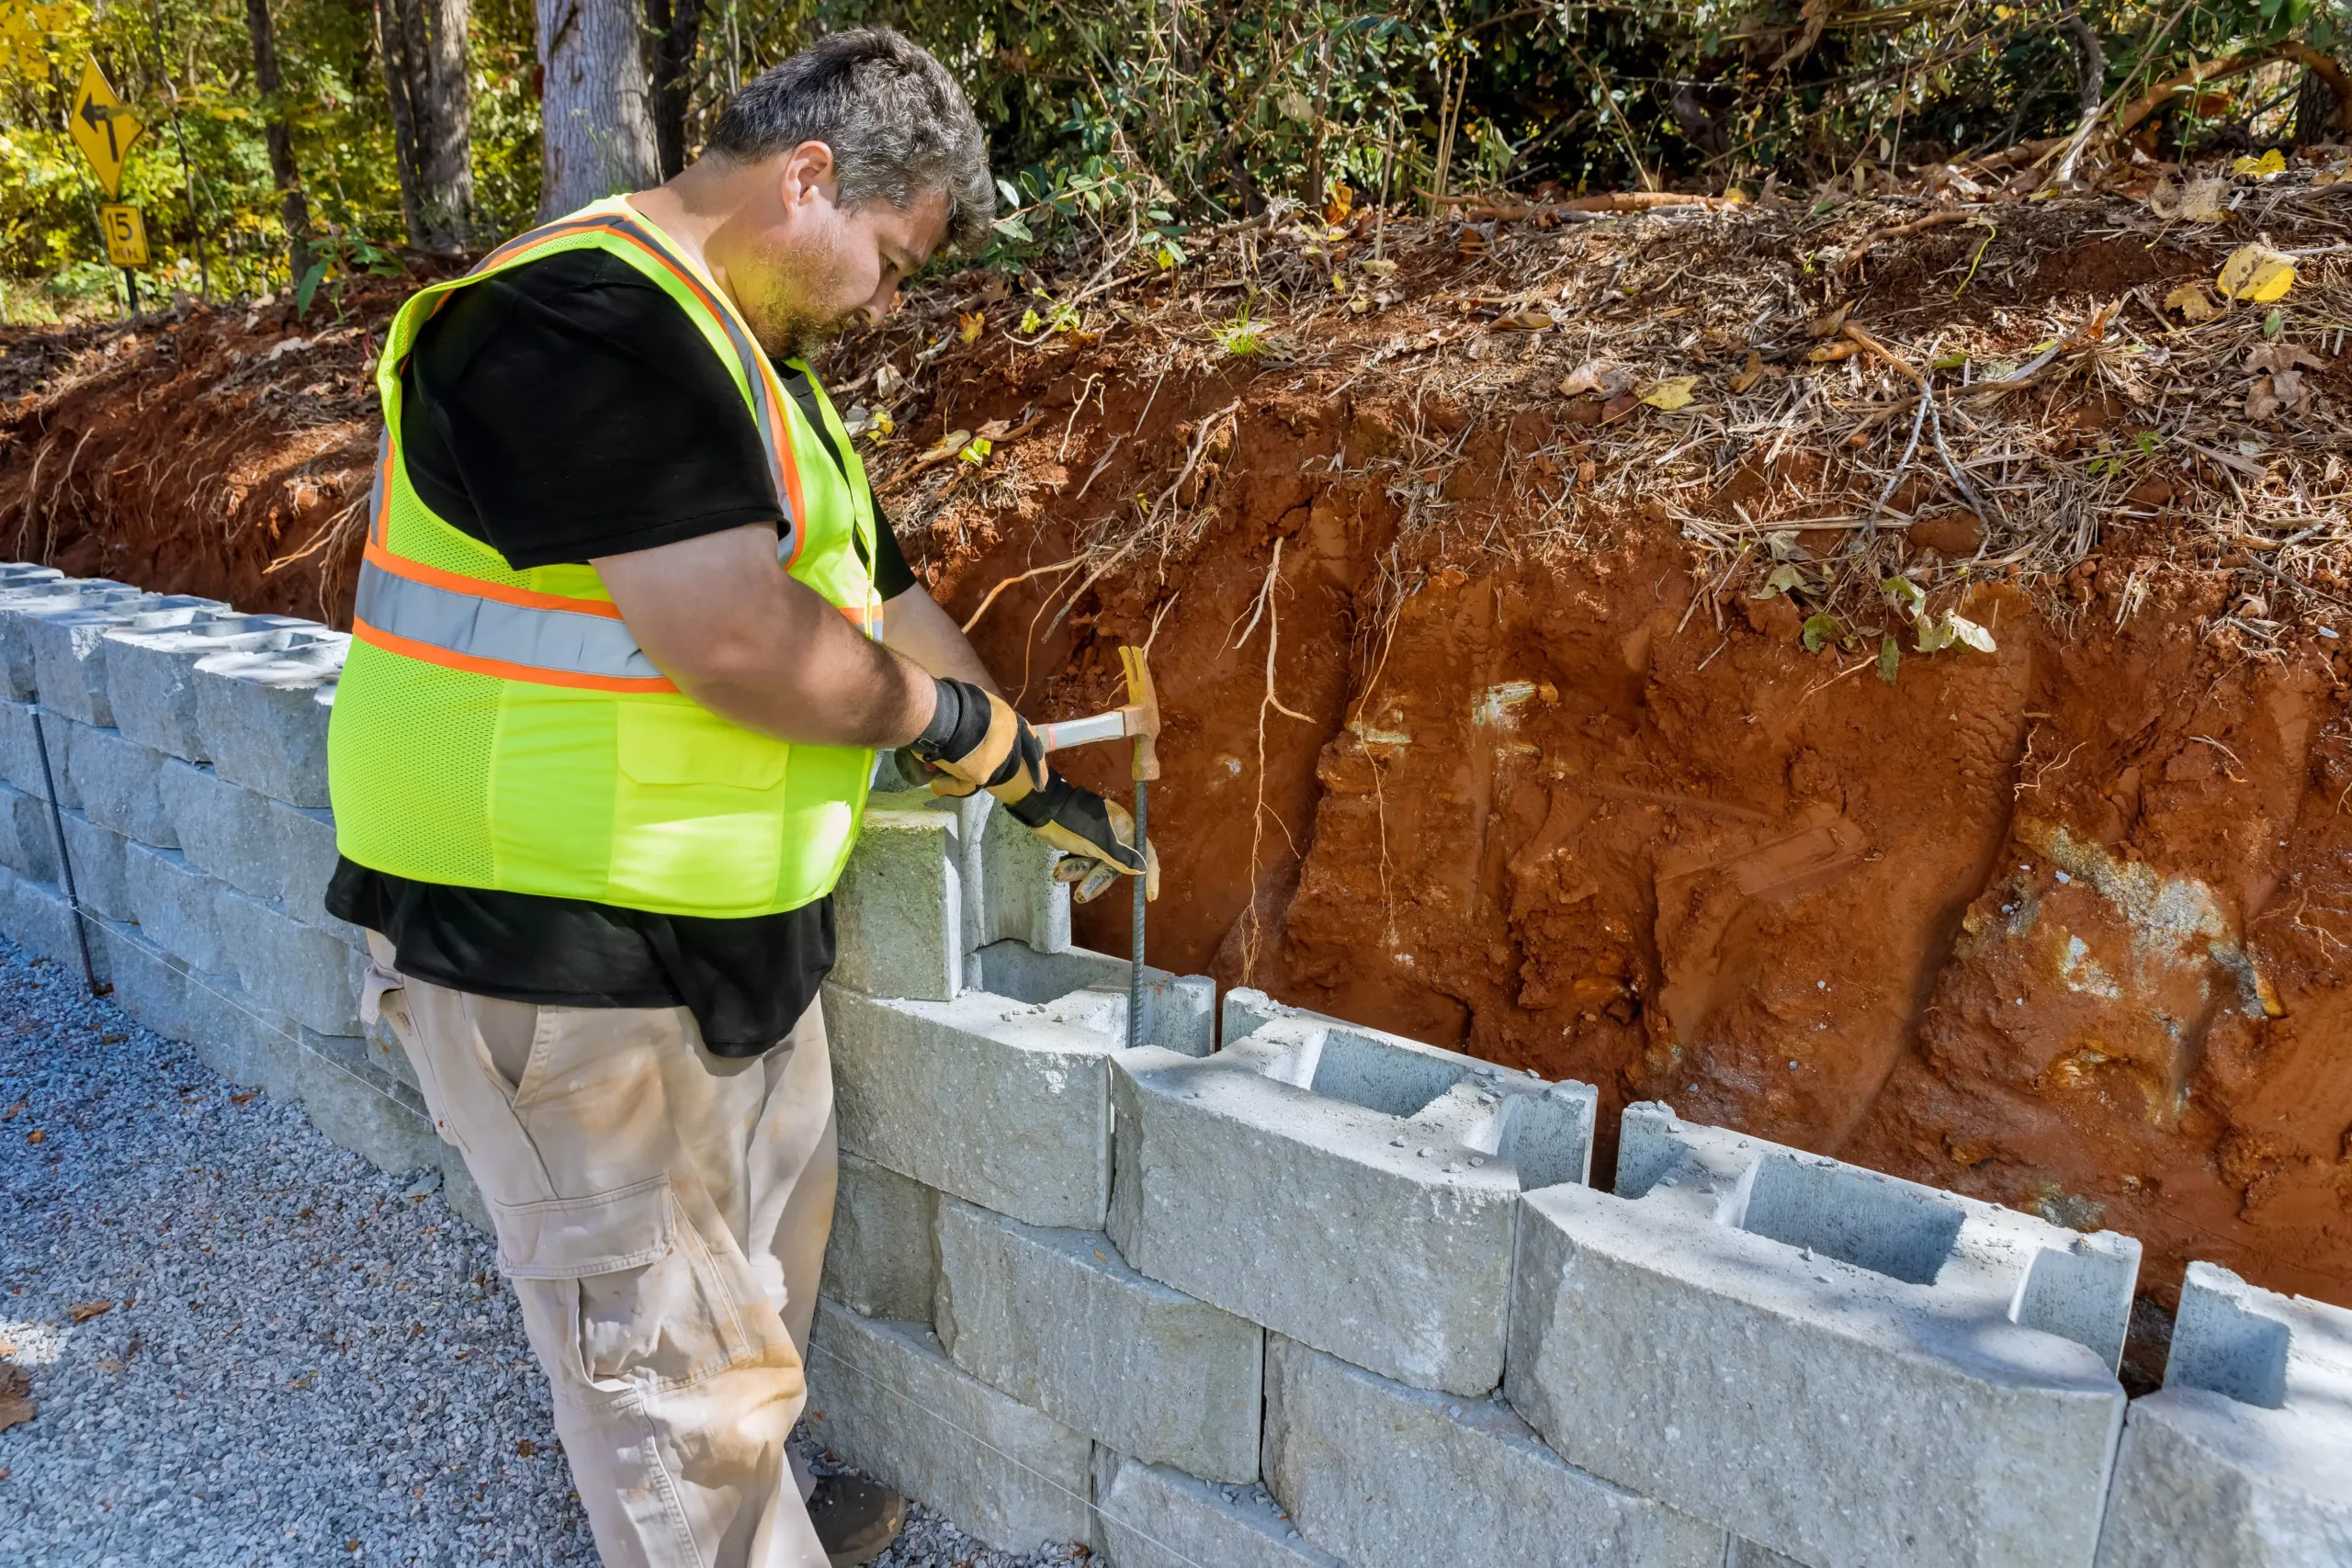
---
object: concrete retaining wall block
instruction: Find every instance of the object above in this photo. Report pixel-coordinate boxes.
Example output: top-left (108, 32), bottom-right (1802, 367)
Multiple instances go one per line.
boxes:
top-left (270, 798), bottom-right (351, 934)
top-left (105, 616), bottom-right (320, 760)
top-left (934, 1198), bottom-right (1263, 1483)
top-left (61, 721), bottom-right (173, 846)
top-left (124, 843), bottom-right (221, 974)
top-left (821, 1149), bottom-right (942, 1324)
top-left (0, 867), bottom-right (106, 981)
top-left (1263, 1335), bottom-right (1724, 1568)
top-left (0, 581), bottom-right (141, 700)
top-left (978, 940), bottom-right (1215, 1056)
top-left (2094, 1261), bottom-right (2352, 1566)
top-left (159, 758), bottom-right (277, 900)
top-left (804, 1304), bottom-right (1093, 1552)
top-left (0, 781), bottom-right (59, 883)
top-left (177, 962), bottom-right (300, 1100)
top-left (57, 809), bottom-right (133, 924)
top-left (831, 807), bottom-right (963, 1002)
top-left (0, 701), bottom-right (73, 805)
top-left (213, 884), bottom-right (364, 1035)
top-left (1094, 1456), bottom-right (1344, 1568)
top-left (975, 792), bottom-right (1070, 955)
top-left (97, 918), bottom-right (190, 1040)
top-left (28, 597), bottom-right (226, 727)
top-left (1506, 1102), bottom-right (2138, 1568)
top-left (191, 638), bottom-right (346, 807)
top-left (1108, 1017), bottom-right (1597, 1395)
top-left (295, 1028), bottom-right (440, 1176)
top-left (827, 984), bottom-right (1125, 1229)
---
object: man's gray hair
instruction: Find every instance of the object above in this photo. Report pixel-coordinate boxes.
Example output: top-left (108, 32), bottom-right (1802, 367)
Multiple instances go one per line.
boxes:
top-left (708, 28), bottom-right (994, 254)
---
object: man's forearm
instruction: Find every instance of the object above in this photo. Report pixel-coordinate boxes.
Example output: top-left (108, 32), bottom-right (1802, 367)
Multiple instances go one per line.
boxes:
top-left (881, 584), bottom-right (1001, 695)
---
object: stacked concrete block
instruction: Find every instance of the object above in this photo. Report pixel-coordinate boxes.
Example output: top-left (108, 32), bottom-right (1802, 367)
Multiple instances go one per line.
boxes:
top-left (0, 579), bottom-right (141, 699)
top-left (1110, 1006), bottom-right (1597, 1395)
top-left (106, 615), bottom-right (320, 759)
top-left (934, 1197), bottom-right (1263, 1482)
top-left (191, 637), bottom-right (347, 807)
top-left (1092, 1458), bottom-right (1344, 1568)
top-left (0, 699), bottom-right (73, 803)
top-left (123, 841), bottom-right (224, 974)
top-left (0, 865), bottom-right (107, 981)
top-left (822, 1151), bottom-right (943, 1323)
top-left (176, 961), bottom-right (300, 1100)
top-left (2095, 1262), bottom-right (2352, 1565)
top-left (803, 1305), bottom-right (1093, 1552)
top-left (61, 720), bottom-right (174, 846)
top-left (831, 806), bottom-right (964, 1001)
top-left (0, 781), bottom-right (59, 882)
top-left (27, 595), bottom-right (226, 727)
top-left (213, 884), bottom-right (365, 1035)
top-left (295, 1025), bottom-right (441, 1178)
top-left (1507, 1102), bottom-right (2140, 1568)
top-left (56, 810), bottom-right (133, 923)
top-left (159, 758), bottom-right (277, 899)
top-left (1264, 1336), bottom-right (1724, 1568)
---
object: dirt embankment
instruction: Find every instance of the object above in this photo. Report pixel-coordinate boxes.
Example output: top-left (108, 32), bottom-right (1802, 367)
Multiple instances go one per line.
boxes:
top-left (3, 183), bottom-right (2347, 1330)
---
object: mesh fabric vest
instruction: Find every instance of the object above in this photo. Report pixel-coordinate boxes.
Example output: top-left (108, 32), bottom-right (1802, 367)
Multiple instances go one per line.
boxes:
top-left (327, 197), bottom-right (884, 919)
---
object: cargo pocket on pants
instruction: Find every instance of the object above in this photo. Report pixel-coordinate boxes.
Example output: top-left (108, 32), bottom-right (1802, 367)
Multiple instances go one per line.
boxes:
top-left (495, 1175), bottom-right (754, 1395)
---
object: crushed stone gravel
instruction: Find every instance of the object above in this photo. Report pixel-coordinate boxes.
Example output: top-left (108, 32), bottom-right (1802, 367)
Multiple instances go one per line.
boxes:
top-left (0, 937), bottom-right (1089, 1568)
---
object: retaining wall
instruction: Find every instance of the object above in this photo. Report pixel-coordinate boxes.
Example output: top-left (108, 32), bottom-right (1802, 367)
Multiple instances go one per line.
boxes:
top-left (0, 563), bottom-right (2339, 1568)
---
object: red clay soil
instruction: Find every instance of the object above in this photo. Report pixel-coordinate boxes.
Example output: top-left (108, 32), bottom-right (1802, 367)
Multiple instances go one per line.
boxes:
top-left (3, 187), bottom-right (2347, 1339)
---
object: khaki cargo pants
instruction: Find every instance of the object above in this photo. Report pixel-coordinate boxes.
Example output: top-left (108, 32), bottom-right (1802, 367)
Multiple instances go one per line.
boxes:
top-left (367, 934), bottom-right (840, 1568)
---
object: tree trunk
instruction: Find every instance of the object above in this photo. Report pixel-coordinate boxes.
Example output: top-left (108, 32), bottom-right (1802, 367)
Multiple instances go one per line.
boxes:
top-left (244, 0), bottom-right (313, 281)
top-left (643, 0), bottom-right (704, 180)
top-left (537, 0), bottom-right (658, 218)
top-left (374, 0), bottom-right (426, 244)
top-left (378, 0), bottom-right (477, 249)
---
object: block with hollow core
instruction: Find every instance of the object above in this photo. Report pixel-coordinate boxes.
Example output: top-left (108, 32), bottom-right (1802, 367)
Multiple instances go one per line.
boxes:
top-left (821, 1150), bottom-right (942, 1325)
top-left (213, 884), bottom-right (364, 1036)
top-left (1263, 1335), bottom-right (1724, 1568)
top-left (803, 1304), bottom-right (1092, 1553)
top-left (1507, 1102), bottom-right (2140, 1568)
top-left (160, 759), bottom-right (277, 901)
top-left (104, 615), bottom-right (321, 760)
top-left (0, 780), bottom-right (59, 883)
top-left (933, 1197), bottom-right (1263, 1483)
top-left (191, 637), bottom-right (346, 807)
top-left (124, 842), bottom-right (223, 974)
top-left (2094, 1261), bottom-right (2352, 1566)
top-left (1109, 1016), bottom-right (1597, 1396)
top-left (0, 580), bottom-right (141, 701)
top-left (0, 701), bottom-right (73, 805)
top-left (57, 809), bottom-right (132, 924)
top-left (831, 807), bottom-right (963, 1001)
top-left (979, 940), bottom-right (1216, 1056)
top-left (28, 597), bottom-right (227, 728)
top-left (825, 983), bottom-right (1130, 1229)
top-left (1093, 1456), bottom-right (1344, 1568)
top-left (61, 720), bottom-right (173, 846)
top-left (974, 790), bottom-right (1070, 954)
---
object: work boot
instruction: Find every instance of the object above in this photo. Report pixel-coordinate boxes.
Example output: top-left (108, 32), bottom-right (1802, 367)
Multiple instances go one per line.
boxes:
top-left (808, 1473), bottom-right (904, 1567)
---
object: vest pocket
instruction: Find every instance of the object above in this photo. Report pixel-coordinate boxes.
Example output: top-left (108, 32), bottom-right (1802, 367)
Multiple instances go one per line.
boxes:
top-left (610, 699), bottom-right (789, 909)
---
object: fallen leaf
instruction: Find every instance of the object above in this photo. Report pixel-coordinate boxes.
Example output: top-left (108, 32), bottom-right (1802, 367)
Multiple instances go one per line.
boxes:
top-left (1877, 635), bottom-right (1902, 685)
top-left (0, 1364), bottom-right (31, 1434)
top-left (1806, 340), bottom-right (1863, 363)
top-left (922, 428), bottom-right (973, 462)
top-left (1558, 360), bottom-right (1632, 399)
top-left (2245, 343), bottom-right (2324, 376)
top-left (972, 418), bottom-right (1012, 442)
top-left (1807, 302), bottom-right (1852, 339)
top-left (1, 1101), bottom-right (20, 1120)
top-left (1639, 376), bottom-right (1700, 411)
top-left (1800, 612), bottom-right (1842, 653)
top-left (2218, 244), bottom-right (2295, 303)
top-left (2164, 282), bottom-right (2221, 322)
top-left (1494, 309), bottom-right (1554, 331)
top-left (515, 1438), bottom-right (537, 1457)
top-left (1359, 258), bottom-right (1398, 278)
top-left (1752, 564), bottom-right (1808, 600)
top-left (2231, 148), bottom-right (2287, 178)
top-left (228, 1090), bottom-right (255, 1105)
top-left (24, 1130), bottom-right (40, 1145)
top-left (2246, 370), bottom-right (2313, 421)
top-left (67, 1301), bottom-right (111, 1324)
top-left (2146, 177), bottom-right (2183, 219)
top-left (1730, 350), bottom-right (1765, 393)
top-left (264, 336), bottom-right (310, 362)
top-left (2178, 176), bottom-right (2230, 222)
top-left (956, 311), bottom-right (984, 344)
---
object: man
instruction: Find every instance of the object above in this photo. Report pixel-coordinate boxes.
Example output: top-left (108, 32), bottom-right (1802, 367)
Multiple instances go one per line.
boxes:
top-left (323, 29), bottom-right (1151, 1568)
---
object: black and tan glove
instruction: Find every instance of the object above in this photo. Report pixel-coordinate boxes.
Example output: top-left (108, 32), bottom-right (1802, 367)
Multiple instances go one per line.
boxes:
top-left (908, 678), bottom-right (1158, 902)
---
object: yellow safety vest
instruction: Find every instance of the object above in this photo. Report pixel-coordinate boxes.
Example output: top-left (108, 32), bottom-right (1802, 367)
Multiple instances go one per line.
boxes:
top-left (327, 197), bottom-right (883, 918)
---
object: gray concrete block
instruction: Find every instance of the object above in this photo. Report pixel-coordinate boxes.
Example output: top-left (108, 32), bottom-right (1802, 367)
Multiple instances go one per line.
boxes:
top-left (831, 807), bottom-right (963, 1001)
top-left (976, 791), bottom-right (1071, 954)
top-left (0, 867), bottom-right (107, 981)
top-left (821, 1150), bottom-right (941, 1324)
top-left (0, 581), bottom-right (141, 700)
top-left (934, 1198), bottom-right (1262, 1483)
top-left (191, 637), bottom-right (346, 807)
top-left (1109, 1018), bottom-right (1598, 1395)
top-left (826, 984), bottom-right (1122, 1229)
top-left (28, 596), bottom-right (225, 727)
top-left (57, 808), bottom-right (133, 923)
top-left (268, 797), bottom-right (351, 934)
top-left (1506, 1102), bottom-right (2139, 1568)
top-left (978, 940), bottom-right (1216, 1055)
top-left (1094, 1457), bottom-right (1342, 1568)
top-left (438, 1154), bottom-right (492, 1234)
top-left (2094, 1261), bottom-right (2352, 1567)
top-left (1725, 1540), bottom-right (1807, 1568)
top-left (804, 1304), bottom-right (1091, 1552)
top-left (159, 758), bottom-right (277, 900)
top-left (296, 1028), bottom-right (440, 1175)
top-left (0, 780), bottom-right (59, 882)
top-left (124, 842), bottom-right (222, 973)
top-left (213, 884), bottom-right (363, 1035)
top-left (1264, 1335), bottom-right (1723, 1568)
top-left (94, 918), bottom-right (190, 1040)
top-left (61, 720), bottom-right (174, 845)
top-left (177, 962), bottom-right (300, 1099)
top-left (104, 615), bottom-right (320, 760)
top-left (0, 699), bottom-right (74, 805)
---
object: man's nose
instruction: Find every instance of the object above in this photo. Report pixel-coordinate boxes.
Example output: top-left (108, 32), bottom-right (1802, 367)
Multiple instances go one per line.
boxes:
top-left (863, 284), bottom-right (901, 325)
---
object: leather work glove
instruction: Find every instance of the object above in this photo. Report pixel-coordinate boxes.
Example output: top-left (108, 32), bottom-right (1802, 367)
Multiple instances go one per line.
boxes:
top-left (908, 678), bottom-right (1158, 902)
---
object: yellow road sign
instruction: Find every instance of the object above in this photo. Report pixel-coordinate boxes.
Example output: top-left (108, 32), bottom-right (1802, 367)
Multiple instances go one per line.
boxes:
top-left (68, 58), bottom-right (143, 197)
top-left (97, 203), bottom-right (147, 267)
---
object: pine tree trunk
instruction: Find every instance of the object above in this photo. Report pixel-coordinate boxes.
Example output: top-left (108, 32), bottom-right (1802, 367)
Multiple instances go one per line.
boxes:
top-left (412, 0), bottom-right (476, 247)
top-left (374, 0), bottom-right (426, 245)
top-left (643, 0), bottom-right (704, 180)
top-left (244, 0), bottom-right (313, 281)
top-left (536, 0), bottom-right (658, 218)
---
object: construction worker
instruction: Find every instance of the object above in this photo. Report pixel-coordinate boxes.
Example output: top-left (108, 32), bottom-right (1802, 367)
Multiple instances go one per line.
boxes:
top-left (322, 28), bottom-right (1152, 1568)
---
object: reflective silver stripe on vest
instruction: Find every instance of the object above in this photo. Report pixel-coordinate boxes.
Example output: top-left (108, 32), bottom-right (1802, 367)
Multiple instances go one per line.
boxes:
top-left (355, 559), bottom-right (665, 681)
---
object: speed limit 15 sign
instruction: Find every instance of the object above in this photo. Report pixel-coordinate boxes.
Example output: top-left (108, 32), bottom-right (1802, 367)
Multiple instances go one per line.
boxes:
top-left (97, 202), bottom-right (147, 267)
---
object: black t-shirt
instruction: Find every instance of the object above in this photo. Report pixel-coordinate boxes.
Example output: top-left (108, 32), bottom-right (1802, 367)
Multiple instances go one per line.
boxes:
top-left (326, 247), bottom-right (916, 1055)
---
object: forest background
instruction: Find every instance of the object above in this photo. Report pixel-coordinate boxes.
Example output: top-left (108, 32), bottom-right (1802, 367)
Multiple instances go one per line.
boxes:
top-left (0, 0), bottom-right (2347, 319)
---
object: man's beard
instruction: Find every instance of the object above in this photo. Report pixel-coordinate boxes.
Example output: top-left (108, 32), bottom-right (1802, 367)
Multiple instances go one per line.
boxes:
top-left (749, 301), bottom-right (852, 364)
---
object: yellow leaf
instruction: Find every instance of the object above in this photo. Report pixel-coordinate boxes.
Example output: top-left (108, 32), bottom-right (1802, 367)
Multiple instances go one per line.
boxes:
top-left (2217, 244), bottom-right (2295, 304)
top-left (2231, 148), bottom-right (2287, 178)
top-left (959, 436), bottom-right (993, 466)
top-left (1639, 376), bottom-right (1699, 411)
top-left (2164, 282), bottom-right (2221, 323)
top-left (957, 311), bottom-right (983, 344)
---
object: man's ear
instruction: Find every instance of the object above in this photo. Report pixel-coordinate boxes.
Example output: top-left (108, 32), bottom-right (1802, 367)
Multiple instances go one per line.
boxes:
top-left (778, 141), bottom-right (839, 209)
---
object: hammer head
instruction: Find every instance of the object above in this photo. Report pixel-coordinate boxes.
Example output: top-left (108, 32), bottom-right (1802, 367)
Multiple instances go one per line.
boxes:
top-left (1119, 645), bottom-right (1161, 782)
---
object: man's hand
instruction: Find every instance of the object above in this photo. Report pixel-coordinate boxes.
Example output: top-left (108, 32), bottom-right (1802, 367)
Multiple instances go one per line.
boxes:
top-left (908, 678), bottom-right (1157, 901)
top-left (594, 525), bottom-right (936, 749)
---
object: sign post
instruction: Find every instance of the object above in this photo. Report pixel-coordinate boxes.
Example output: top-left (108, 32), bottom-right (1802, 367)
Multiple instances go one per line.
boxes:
top-left (67, 58), bottom-right (146, 314)
top-left (97, 203), bottom-right (147, 311)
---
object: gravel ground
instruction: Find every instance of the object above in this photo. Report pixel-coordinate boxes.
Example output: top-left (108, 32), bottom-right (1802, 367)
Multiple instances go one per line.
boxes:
top-left (0, 938), bottom-right (1090, 1568)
